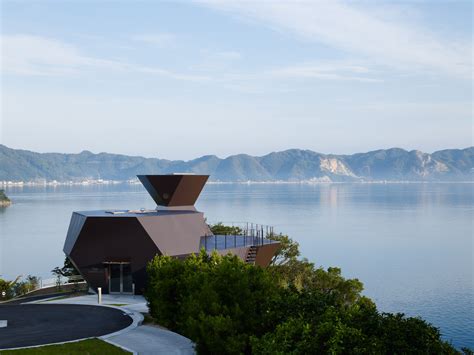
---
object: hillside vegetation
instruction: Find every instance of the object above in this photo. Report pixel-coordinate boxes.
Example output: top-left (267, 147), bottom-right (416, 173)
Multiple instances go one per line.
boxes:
top-left (1, 145), bottom-right (472, 182)
top-left (145, 232), bottom-right (469, 354)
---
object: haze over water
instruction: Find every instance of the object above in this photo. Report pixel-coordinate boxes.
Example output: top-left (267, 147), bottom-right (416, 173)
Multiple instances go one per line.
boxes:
top-left (0, 183), bottom-right (472, 348)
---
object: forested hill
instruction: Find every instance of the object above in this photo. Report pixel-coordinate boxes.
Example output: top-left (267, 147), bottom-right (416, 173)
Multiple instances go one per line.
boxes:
top-left (1, 145), bottom-right (472, 182)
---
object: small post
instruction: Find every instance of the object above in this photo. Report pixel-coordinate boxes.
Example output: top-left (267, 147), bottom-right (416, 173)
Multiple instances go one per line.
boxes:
top-left (132, 283), bottom-right (135, 297)
top-left (98, 287), bottom-right (102, 304)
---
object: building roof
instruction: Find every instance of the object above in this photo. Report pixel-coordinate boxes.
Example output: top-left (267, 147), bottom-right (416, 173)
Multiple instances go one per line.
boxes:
top-left (74, 209), bottom-right (200, 217)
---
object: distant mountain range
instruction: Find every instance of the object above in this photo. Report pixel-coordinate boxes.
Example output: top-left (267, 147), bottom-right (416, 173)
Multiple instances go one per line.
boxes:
top-left (1, 145), bottom-right (473, 182)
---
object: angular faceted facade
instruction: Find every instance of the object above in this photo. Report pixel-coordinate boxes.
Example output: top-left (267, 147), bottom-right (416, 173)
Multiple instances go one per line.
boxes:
top-left (64, 174), bottom-right (280, 294)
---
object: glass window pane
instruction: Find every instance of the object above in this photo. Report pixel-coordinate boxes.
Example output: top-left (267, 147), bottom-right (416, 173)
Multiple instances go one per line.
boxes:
top-left (109, 264), bottom-right (121, 293)
top-left (122, 264), bottom-right (133, 293)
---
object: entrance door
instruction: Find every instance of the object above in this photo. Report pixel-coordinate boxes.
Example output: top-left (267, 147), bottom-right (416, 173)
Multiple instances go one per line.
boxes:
top-left (122, 264), bottom-right (133, 293)
top-left (109, 264), bottom-right (121, 293)
top-left (108, 263), bottom-right (133, 294)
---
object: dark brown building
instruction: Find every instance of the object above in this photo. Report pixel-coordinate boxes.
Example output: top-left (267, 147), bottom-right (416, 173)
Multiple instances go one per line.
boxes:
top-left (64, 174), bottom-right (280, 294)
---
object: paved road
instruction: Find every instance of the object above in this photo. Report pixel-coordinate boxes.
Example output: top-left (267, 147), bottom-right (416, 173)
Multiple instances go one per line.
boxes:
top-left (0, 304), bottom-right (132, 349)
top-left (1, 291), bottom-right (87, 305)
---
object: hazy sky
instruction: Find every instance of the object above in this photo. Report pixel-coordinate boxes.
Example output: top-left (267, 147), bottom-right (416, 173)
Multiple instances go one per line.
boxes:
top-left (1, 0), bottom-right (472, 159)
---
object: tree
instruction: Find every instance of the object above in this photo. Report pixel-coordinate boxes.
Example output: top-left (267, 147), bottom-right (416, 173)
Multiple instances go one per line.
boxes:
top-left (146, 250), bottom-right (279, 354)
top-left (52, 256), bottom-right (81, 291)
top-left (51, 256), bottom-right (80, 277)
top-left (12, 275), bottom-right (39, 296)
top-left (144, 227), bottom-right (466, 354)
top-left (209, 222), bottom-right (242, 236)
top-left (0, 276), bottom-right (21, 300)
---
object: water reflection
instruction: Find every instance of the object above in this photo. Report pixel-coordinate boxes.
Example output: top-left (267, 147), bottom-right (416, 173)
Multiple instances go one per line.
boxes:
top-left (1, 183), bottom-right (472, 348)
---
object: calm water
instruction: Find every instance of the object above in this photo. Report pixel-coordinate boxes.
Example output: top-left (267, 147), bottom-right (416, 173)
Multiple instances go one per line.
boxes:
top-left (0, 183), bottom-right (472, 348)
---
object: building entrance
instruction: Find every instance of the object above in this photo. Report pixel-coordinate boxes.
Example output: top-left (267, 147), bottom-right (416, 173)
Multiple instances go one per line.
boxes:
top-left (108, 263), bottom-right (133, 294)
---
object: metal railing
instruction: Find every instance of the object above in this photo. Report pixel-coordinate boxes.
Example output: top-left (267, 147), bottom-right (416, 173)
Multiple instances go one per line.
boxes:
top-left (38, 275), bottom-right (85, 289)
top-left (202, 222), bottom-right (279, 251)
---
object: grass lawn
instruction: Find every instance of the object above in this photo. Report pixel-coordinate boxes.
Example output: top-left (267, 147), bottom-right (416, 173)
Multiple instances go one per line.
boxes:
top-left (106, 303), bottom-right (128, 306)
top-left (0, 338), bottom-right (130, 354)
top-left (41, 294), bottom-right (77, 302)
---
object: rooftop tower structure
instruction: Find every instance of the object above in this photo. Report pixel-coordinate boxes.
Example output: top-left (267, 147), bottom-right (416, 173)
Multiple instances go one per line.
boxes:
top-left (64, 174), bottom-right (280, 294)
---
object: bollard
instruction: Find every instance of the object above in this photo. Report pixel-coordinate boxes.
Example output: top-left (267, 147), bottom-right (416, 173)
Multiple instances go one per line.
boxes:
top-left (132, 283), bottom-right (135, 297)
top-left (98, 287), bottom-right (102, 304)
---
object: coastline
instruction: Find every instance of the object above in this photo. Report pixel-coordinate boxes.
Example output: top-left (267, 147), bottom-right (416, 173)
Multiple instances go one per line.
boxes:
top-left (1, 178), bottom-right (473, 188)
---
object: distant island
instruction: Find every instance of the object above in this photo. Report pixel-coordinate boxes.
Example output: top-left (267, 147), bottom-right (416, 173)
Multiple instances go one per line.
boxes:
top-left (0, 144), bottom-right (472, 184)
top-left (0, 190), bottom-right (11, 206)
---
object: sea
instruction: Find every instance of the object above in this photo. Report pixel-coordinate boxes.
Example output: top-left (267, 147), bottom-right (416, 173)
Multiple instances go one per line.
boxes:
top-left (0, 182), bottom-right (472, 348)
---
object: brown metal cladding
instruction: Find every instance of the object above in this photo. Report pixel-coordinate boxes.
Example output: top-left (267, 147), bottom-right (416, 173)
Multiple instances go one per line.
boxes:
top-left (213, 246), bottom-right (250, 260)
top-left (137, 175), bottom-right (209, 206)
top-left (254, 243), bottom-right (281, 267)
top-left (137, 212), bottom-right (210, 256)
top-left (68, 217), bottom-right (160, 294)
top-left (63, 212), bottom-right (87, 255)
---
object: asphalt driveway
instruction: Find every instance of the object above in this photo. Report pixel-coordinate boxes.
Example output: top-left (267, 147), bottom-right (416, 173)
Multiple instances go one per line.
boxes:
top-left (0, 304), bottom-right (132, 349)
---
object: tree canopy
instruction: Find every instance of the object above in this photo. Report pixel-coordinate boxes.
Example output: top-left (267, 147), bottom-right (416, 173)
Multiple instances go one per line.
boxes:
top-left (145, 239), bottom-right (464, 354)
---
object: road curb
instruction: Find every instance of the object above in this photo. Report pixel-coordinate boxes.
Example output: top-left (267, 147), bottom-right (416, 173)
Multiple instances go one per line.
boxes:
top-left (99, 305), bottom-right (144, 339)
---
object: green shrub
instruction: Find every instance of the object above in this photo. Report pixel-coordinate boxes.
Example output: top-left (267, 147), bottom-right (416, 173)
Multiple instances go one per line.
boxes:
top-left (209, 222), bottom-right (242, 236)
top-left (146, 250), bottom-right (278, 354)
top-left (145, 235), bottom-right (464, 354)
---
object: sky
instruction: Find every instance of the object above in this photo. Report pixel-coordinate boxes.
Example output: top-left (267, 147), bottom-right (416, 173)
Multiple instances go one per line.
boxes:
top-left (0, 0), bottom-right (472, 160)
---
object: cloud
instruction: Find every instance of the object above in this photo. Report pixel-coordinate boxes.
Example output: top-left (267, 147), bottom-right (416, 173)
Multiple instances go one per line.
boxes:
top-left (0, 34), bottom-right (116, 76)
top-left (270, 63), bottom-right (382, 83)
top-left (129, 33), bottom-right (177, 47)
top-left (0, 34), bottom-right (211, 82)
top-left (197, 0), bottom-right (471, 78)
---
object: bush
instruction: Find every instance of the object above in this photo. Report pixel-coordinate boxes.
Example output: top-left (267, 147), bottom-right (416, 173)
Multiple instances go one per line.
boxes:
top-left (209, 222), bottom-right (242, 236)
top-left (145, 237), bottom-right (464, 354)
top-left (0, 278), bottom-right (15, 299)
top-left (146, 251), bottom-right (278, 354)
top-left (12, 275), bottom-right (39, 296)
